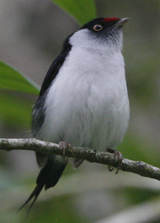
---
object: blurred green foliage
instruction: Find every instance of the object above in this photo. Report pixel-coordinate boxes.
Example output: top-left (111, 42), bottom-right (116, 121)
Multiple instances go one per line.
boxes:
top-left (0, 61), bottom-right (39, 94)
top-left (0, 0), bottom-right (160, 223)
top-left (52, 0), bottom-right (96, 24)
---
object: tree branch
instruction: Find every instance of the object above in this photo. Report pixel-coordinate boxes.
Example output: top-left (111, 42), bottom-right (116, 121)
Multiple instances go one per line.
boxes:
top-left (0, 138), bottom-right (160, 181)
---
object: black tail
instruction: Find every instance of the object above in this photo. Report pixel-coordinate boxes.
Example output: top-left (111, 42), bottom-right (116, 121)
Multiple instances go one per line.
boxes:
top-left (19, 155), bottom-right (67, 214)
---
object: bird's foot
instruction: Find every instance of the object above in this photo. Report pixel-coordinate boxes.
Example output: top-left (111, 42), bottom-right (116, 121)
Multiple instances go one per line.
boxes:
top-left (72, 159), bottom-right (84, 169)
top-left (59, 141), bottom-right (71, 162)
top-left (106, 148), bottom-right (123, 174)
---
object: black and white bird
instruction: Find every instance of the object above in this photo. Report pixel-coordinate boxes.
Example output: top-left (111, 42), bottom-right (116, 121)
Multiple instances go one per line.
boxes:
top-left (20, 17), bottom-right (130, 212)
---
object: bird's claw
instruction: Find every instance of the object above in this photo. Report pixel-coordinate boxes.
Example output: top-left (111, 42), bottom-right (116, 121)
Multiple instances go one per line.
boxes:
top-left (59, 141), bottom-right (71, 162)
top-left (107, 148), bottom-right (123, 174)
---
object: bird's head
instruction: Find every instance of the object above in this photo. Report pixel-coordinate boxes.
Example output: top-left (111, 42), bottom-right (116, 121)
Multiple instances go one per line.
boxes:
top-left (69, 17), bottom-right (129, 52)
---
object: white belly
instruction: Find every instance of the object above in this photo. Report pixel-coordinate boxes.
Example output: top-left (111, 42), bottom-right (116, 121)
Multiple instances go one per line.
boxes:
top-left (37, 49), bottom-right (130, 151)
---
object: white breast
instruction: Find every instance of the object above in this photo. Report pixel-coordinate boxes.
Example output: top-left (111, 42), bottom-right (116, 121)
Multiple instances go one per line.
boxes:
top-left (37, 43), bottom-right (129, 151)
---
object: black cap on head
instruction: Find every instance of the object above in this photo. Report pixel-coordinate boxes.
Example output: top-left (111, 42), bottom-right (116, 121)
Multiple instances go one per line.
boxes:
top-left (81, 17), bottom-right (120, 32)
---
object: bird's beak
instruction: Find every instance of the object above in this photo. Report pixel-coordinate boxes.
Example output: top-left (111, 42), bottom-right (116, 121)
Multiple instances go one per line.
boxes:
top-left (115, 18), bottom-right (130, 28)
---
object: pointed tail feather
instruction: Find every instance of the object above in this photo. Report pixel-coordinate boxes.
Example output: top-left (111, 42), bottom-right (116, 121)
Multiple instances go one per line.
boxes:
top-left (19, 155), bottom-right (67, 214)
top-left (18, 184), bottom-right (44, 215)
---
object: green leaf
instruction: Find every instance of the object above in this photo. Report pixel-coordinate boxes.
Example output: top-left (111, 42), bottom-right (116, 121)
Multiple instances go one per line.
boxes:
top-left (0, 61), bottom-right (40, 95)
top-left (51, 0), bottom-right (97, 24)
top-left (0, 91), bottom-right (32, 129)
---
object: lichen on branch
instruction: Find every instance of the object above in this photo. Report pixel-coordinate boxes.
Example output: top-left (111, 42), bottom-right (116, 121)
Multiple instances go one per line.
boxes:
top-left (0, 138), bottom-right (160, 181)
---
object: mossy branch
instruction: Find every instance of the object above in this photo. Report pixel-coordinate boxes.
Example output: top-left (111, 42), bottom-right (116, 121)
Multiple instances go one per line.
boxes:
top-left (0, 138), bottom-right (160, 181)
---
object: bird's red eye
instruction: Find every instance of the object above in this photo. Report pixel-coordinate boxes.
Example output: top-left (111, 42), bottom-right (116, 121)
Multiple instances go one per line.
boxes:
top-left (93, 24), bottom-right (103, 31)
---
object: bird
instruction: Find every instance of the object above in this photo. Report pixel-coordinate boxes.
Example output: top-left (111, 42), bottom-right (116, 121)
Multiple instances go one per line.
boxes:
top-left (19, 17), bottom-right (130, 213)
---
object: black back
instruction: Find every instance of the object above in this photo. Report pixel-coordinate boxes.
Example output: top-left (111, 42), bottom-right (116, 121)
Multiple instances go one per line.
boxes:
top-left (39, 37), bottom-right (72, 97)
top-left (32, 37), bottom-right (72, 134)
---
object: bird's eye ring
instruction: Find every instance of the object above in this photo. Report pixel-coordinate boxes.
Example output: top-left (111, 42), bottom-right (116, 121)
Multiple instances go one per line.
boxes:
top-left (93, 24), bottom-right (103, 31)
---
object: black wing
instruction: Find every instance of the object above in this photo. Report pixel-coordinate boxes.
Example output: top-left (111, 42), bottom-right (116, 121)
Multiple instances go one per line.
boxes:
top-left (39, 38), bottom-right (72, 97)
top-left (32, 38), bottom-right (72, 134)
